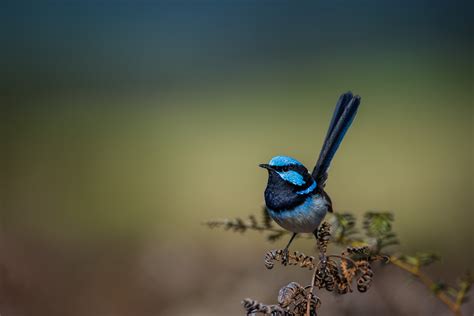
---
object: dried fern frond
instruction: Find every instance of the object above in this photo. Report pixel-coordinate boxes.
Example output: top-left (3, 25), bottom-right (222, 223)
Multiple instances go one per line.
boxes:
top-left (242, 298), bottom-right (288, 315)
top-left (313, 256), bottom-right (375, 295)
top-left (248, 215), bottom-right (259, 229)
top-left (314, 258), bottom-right (339, 292)
top-left (243, 282), bottom-right (320, 316)
top-left (344, 246), bottom-right (370, 257)
top-left (264, 222), bottom-right (384, 298)
top-left (355, 260), bottom-right (374, 293)
top-left (340, 258), bottom-right (357, 291)
top-left (204, 218), bottom-right (249, 232)
top-left (278, 282), bottom-right (305, 308)
top-left (264, 249), bottom-right (316, 270)
top-left (209, 211), bottom-right (472, 315)
top-left (279, 282), bottom-right (320, 315)
top-left (205, 212), bottom-right (293, 243)
top-left (316, 222), bottom-right (331, 254)
top-left (267, 231), bottom-right (286, 243)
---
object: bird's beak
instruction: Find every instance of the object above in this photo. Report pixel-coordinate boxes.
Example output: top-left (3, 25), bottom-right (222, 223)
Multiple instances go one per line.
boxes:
top-left (259, 163), bottom-right (273, 170)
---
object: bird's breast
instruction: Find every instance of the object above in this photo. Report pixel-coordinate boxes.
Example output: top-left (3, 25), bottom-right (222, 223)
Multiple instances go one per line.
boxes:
top-left (267, 194), bottom-right (329, 233)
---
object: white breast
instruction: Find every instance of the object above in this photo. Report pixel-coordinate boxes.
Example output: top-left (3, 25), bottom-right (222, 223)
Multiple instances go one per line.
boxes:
top-left (267, 194), bottom-right (329, 233)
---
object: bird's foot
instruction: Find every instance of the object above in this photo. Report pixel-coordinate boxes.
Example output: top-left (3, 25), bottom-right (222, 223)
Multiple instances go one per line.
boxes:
top-left (281, 248), bottom-right (290, 266)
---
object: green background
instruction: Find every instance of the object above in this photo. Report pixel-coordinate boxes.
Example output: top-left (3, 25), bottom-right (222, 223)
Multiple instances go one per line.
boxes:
top-left (1, 1), bottom-right (472, 315)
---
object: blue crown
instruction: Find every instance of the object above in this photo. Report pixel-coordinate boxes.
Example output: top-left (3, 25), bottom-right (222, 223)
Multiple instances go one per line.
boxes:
top-left (268, 156), bottom-right (303, 167)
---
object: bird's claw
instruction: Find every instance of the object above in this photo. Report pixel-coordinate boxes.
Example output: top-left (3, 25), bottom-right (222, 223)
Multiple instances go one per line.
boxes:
top-left (282, 248), bottom-right (290, 266)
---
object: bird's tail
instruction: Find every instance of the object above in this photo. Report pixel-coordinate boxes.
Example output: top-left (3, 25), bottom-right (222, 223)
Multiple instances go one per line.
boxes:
top-left (312, 92), bottom-right (361, 186)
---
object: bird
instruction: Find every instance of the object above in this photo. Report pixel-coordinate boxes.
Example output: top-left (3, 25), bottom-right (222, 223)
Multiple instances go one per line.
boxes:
top-left (259, 91), bottom-right (361, 260)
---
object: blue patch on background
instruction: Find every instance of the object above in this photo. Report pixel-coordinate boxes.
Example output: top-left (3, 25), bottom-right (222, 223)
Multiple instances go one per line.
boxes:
top-left (269, 156), bottom-right (303, 167)
top-left (277, 170), bottom-right (305, 186)
top-left (296, 181), bottom-right (317, 195)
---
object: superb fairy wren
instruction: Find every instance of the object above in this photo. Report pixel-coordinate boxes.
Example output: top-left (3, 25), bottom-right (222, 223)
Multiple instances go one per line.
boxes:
top-left (260, 92), bottom-right (361, 258)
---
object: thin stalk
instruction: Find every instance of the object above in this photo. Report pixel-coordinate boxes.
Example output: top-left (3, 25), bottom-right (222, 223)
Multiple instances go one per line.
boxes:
top-left (390, 257), bottom-right (460, 315)
top-left (306, 266), bottom-right (318, 316)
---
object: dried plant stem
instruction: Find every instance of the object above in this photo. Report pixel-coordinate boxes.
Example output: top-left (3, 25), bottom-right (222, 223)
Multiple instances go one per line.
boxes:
top-left (390, 257), bottom-right (462, 315)
top-left (210, 211), bottom-right (472, 315)
top-left (306, 266), bottom-right (318, 316)
top-left (455, 280), bottom-right (470, 312)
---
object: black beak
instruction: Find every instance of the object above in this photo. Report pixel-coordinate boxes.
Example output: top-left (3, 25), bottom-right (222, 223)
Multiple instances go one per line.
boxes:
top-left (259, 163), bottom-right (273, 170)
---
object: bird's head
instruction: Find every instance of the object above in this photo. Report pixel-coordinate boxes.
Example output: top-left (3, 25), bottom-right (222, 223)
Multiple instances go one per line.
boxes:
top-left (259, 156), bottom-right (317, 210)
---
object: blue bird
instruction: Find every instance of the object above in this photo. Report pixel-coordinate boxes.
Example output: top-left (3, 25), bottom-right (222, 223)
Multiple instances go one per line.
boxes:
top-left (259, 92), bottom-right (361, 259)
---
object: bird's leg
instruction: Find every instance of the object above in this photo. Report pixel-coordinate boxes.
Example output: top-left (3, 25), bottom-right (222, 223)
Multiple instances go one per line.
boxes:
top-left (282, 232), bottom-right (297, 265)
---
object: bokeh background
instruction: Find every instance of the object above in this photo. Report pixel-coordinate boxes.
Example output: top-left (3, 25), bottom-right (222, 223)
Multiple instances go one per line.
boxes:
top-left (1, 1), bottom-right (472, 315)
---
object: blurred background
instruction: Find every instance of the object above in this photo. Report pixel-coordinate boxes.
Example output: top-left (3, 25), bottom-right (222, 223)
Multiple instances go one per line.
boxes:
top-left (1, 1), bottom-right (472, 315)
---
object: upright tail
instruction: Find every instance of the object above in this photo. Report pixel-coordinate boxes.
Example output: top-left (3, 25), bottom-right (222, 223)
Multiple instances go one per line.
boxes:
top-left (312, 92), bottom-right (361, 186)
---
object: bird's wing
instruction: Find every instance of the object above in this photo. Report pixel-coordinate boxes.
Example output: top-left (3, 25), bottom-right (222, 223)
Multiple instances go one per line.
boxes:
top-left (312, 92), bottom-right (360, 187)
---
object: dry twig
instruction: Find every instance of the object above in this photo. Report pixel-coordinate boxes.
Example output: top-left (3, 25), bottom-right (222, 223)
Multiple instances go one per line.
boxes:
top-left (209, 210), bottom-right (473, 315)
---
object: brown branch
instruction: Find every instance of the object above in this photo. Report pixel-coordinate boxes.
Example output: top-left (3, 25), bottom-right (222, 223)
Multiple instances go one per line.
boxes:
top-left (454, 279), bottom-right (470, 313)
top-left (209, 212), bottom-right (472, 315)
top-left (390, 257), bottom-right (461, 315)
top-left (337, 235), bottom-right (468, 315)
top-left (306, 266), bottom-right (318, 316)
